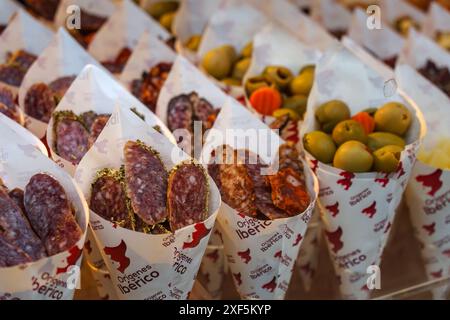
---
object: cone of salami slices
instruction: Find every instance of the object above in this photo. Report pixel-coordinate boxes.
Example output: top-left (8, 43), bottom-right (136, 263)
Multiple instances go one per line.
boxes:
top-left (200, 97), bottom-right (318, 299)
top-left (300, 45), bottom-right (425, 299)
top-left (120, 30), bottom-right (176, 114)
top-left (310, 0), bottom-right (351, 39)
top-left (0, 118), bottom-right (88, 300)
top-left (196, 1), bottom-right (269, 100)
top-left (243, 23), bottom-right (321, 144)
top-left (88, 0), bottom-right (170, 75)
top-left (74, 105), bottom-right (220, 300)
top-left (172, 0), bottom-right (222, 64)
top-left (18, 28), bottom-right (101, 139)
top-left (46, 63), bottom-right (173, 176)
top-left (397, 30), bottom-right (450, 299)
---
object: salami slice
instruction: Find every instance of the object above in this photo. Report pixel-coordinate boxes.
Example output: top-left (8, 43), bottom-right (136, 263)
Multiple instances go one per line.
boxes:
top-left (218, 147), bottom-right (257, 217)
top-left (167, 94), bottom-right (193, 132)
top-left (8, 188), bottom-right (26, 214)
top-left (0, 25), bottom-right (5, 35)
top-left (24, 83), bottom-right (56, 123)
top-left (0, 186), bottom-right (46, 260)
top-left (90, 169), bottom-right (133, 229)
top-left (80, 111), bottom-right (98, 130)
top-left (189, 92), bottom-right (214, 124)
top-left (48, 75), bottom-right (76, 102)
top-left (0, 103), bottom-right (21, 124)
top-left (124, 140), bottom-right (168, 225)
top-left (0, 87), bottom-right (15, 109)
top-left (0, 65), bottom-right (25, 87)
top-left (168, 162), bottom-right (208, 231)
top-left (7, 50), bottom-right (37, 70)
top-left (25, 0), bottom-right (59, 21)
top-left (0, 235), bottom-right (32, 267)
top-left (268, 167), bottom-right (310, 216)
top-left (80, 10), bottom-right (107, 32)
top-left (24, 173), bottom-right (82, 256)
top-left (88, 114), bottom-right (110, 147)
top-left (54, 111), bottom-right (90, 165)
top-left (278, 143), bottom-right (304, 173)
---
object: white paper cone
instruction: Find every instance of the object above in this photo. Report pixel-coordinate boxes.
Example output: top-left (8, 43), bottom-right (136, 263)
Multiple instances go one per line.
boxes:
top-left (199, 97), bottom-right (319, 299)
top-left (156, 55), bottom-right (228, 135)
top-left (0, 134), bottom-right (88, 300)
top-left (196, 2), bottom-right (269, 99)
top-left (120, 30), bottom-right (176, 91)
top-left (396, 63), bottom-right (450, 300)
top-left (300, 45), bottom-right (424, 299)
top-left (296, 208), bottom-right (322, 292)
top-left (0, 9), bottom-right (53, 92)
top-left (422, 2), bottom-right (450, 46)
top-left (0, 112), bottom-right (47, 156)
top-left (18, 28), bottom-right (101, 139)
top-left (54, 0), bottom-right (117, 28)
top-left (0, 0), bottom-right (21, 28)
top-left (243, 23), bottom-right (321, 143)
top-left (311, 0), bottom-right (352, 35)
top-left (380, 0), bottom-right (425, 33)
top-left (75, 106), bottom-right (221, 300)
top-left (88, 0), bottom-right (170, 66)
top-left (172, 0), bottom-right (222, 63)
top-left (46, 64), bottom-right (174, 176)
top-left (347, 8), bottom-right (404, 63)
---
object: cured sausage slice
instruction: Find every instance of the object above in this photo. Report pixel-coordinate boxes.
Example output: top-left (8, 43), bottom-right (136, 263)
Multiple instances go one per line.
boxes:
top-left (24, 83), bottom-right (56, 123)
top-left (124, 140), bottom-right (168, 225)
top-left (54, 111), bottom-right (90, 164)
top-left (48, 75), bottom-right (76, 102)
top-left (24, 174), bottom-right (82, 256)
top-left (90, 169), bottom-right (133, 229)
top-left (168, 162), bottom-right (208, 231)
top-left (0, 235), bottom-right (32, 267)
top-left (167, 94), bottom-right (193, 132)
top-left (88, 114), bottom-right (110, 147)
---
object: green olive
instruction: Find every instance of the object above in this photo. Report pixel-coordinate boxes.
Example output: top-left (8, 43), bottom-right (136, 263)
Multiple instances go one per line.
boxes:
top-left (395, 16), bottom-right (420, 37)
top-left (332, 120), bottom-right (368, 145)
top-left (147, 1), bottom-right (179, 19)
top-left (282, 95), bottom-right (308, 119)
top-left (202, 45), bottom-right (236, 80)
top-left (290, 65), bottom-right (315, 96)
top-left (373, 145), bottom-right (403, 173)
top-left (185, 34), bottom-right (202, 52)
top-left (245, 75), bottom-right (273, 96)
top-left (232, 58), bottom-right (251, 80)
top-left (263, 66), bottom-right (293, 91)
top-left (367, 132), bottom-right (406, 151)
top-left (436, 31), bottom-right (450, 51)
top-left (374, 102), bottom-right (412, 136)
top-left (315, 100), bottom-right (351, 133)
top-left (240, 41), bottom-right (253, 58)
top-left (159, 12), bottom-right (175, 32)
top-left (222, 78), bottom-right (241, 86)
top-left (303, 131), bottom-right (336, 164)
top-left (333, 141), bottom-right (374, 173)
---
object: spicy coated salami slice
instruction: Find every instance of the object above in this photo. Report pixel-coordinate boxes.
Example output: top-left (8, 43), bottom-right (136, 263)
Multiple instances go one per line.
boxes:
top-left (0, 235), bottom-right (32, 267)
top-left (167, 94), bottom-right (193, 132)
top-left (124, 140), bottom-right (168, 225)
top-left (0, 65), bottom-right (25, 87)
top-left (0, 186), bottom-right (46, 260)
top-left (7, 50), bottom-right (37, 70)
top-left (80, 111), bottom-right (98, 131)
top-left (218, 147), bottom-right (257, 217)
top-left (168, 162), bottom-right (208, 231)
top-left (54, 111), bottom-right (90, 165)
top-left (268, 167), bottom-right (310, 216)
top-left (24, 83), bottom-right (56, 123)
top-left (24, 174), bottom-right (82, 256)
top-left (90, 169), bottom-right (132, 229)
top-left (88, 114), bottom-right (110, 147)
top-left (48, 75), bottom-right (76, 102)
top-left (0, 87), bottom-right (15, 109)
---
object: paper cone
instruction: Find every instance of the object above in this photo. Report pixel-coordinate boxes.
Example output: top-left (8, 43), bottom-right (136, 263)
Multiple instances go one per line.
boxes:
top-left (311, 0), bottom-right (352, 36)
top-left (120, 30), bottom-right (176, 91)
top-left (300, 45), bottom-right (424, 299)
top-left (45, 63), bottom-right (173, 176)
top-left (0, 0), bottom-right (21, 27)
top-left (200, 97), bottom-right (319, 299)
top-left (88, 0), bottom-right (170, 68)
top-left (380, 0), bottom-right (425, 32)
top-left (196, 2), bottom-right (269, 99)
top-left (18, 28), bottom-right (101, 139)
top-left (396, 62), bottom-right (450, 299)
top-left (75, 106), bottom-right (221, 300)
top-left (0, 128), bottom-right (88, 300)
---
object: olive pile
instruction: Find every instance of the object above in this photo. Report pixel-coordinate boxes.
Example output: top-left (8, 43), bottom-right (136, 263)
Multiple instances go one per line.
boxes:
top-left (436, 31), bottom-right (450, 52)
top-left (394, 16), bottom-right (420, 37)
top-left (304, 100), bottom-right (412, 173)
top-left (201, 42), bottom-right (253, 87)
top-left (244, 65), bottom-right (315, 120)
top-left (146, 1), bottom-right (180, 32)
